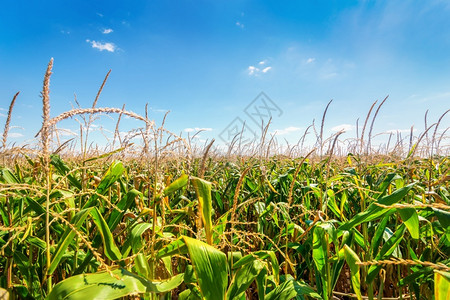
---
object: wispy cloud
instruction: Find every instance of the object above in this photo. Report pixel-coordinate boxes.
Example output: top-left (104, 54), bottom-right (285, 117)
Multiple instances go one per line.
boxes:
top-left (248, 60), bottom-right (272, 76)
top-left (306, 58), bottom-right (315, 64)
top-left (386, 128), bottom-right (417, 134)
top-left (8, 132), bottom-right (24, 138)
top-left (97, 13), bottom-right (104, 17)
top-left (272, 126), bottom-right (302, 135)
top-left (0, 113), bottom-right (7, 118)
top-left (331, 124), bottom-right (354, 132)
top-left (184, 127), bottom-right (213, 133)
top-left (236, 21), bottom-right (244, 29)
top-left (102, 28), bottom-right (113, 34)
top-left (86, 39), bottom-right (116, 52)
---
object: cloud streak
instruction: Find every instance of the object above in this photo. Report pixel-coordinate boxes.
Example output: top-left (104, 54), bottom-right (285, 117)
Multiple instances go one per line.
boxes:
top-left (272, 126), bottom-right (302, 135)
top-left (86, 39), bottom-right (116, 52)
top-left (184, 127), bottom-right (213, 133)
top-left (248, 60), bottom-right (272, 76)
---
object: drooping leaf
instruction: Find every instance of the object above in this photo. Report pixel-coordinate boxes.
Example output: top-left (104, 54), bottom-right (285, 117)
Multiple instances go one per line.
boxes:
top-left (48, 208), bottom-right (93, 276)
top-left (367, 224), bottom-right (406, 283)
top-left (398, 207), bottom-right (419, 239)
top-left (343, 245), bottom-right (362, 300)
top-left (435, 270), bottom-right (450, 300)
top-left (191, 177), bottom-right (213, 245)
top-left (90, 207), bottom-right (122, 261)
top-left (182, 236), bottom-right (227, 300)
top-left (226, 260), bottom-right (265, 300)
top-left (164, 174), bottom-right (189, 196)
top-left (339, 184), bottom-right (414, 231)
top-left (47, 269), bottom-right (183, 300)
top-left (83, 161), bottom-right (125, 208)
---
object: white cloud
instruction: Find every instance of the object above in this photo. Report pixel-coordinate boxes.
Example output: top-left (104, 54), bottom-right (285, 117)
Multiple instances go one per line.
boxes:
top-left (331, 124), bottom-right (354, 132)
top-left (0, 107), bottom-right (6, 111)
top-left (8, 132), bottom-right (24, 138)
top-left (86, 39), bottom-right (116, 52)
top-left (97, 13), bottom-right (104, 17)
top-left (273, 126), bottom-right (302, 135)
top-left (248, 66), bottom-right (258, 75)
top-left (386, 128), bottom-right (417, 134)
top-left (306, 58), bottom-right (315, 64)
top-left (248, 61), bottom-right (272, 76)
top-left (0, 113), bottom-right (6, 118)
top-left (102, 28), bottom-right (113, 34)
top-left (184, 127), bottom-right (213, 133)
top-left (236, 21), bottom-right (244, 28)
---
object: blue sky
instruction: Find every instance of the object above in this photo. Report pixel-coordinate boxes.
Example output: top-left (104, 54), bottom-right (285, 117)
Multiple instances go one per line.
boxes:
top-left (1, 0), bottom-right (449, 149)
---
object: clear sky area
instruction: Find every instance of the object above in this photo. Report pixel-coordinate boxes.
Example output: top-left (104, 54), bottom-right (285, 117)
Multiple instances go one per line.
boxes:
top-left (1, 1), bottom-right (449, 150)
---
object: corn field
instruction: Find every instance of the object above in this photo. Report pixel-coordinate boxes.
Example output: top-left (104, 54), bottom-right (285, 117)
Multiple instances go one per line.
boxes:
top-left (0, 60), bottom-right (449, 300)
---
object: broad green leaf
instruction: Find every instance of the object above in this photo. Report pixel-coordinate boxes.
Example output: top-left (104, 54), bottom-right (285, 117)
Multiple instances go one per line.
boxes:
top-left (371, 216), bottom-right (390, 257)
top-left (339, 184), bottom-right (414, 231)
top-left (343, 245), bottom-right (362, 300)
top-left (232, 250), bottom-right (279, 284)
top-left (264, 278), bottom-right (322, 300)
top-left (164, 174), bottom-right (189, 196)
top-left (48, 208), bottom-right (92, 276)
top-left (47, 269), bottom-right (183, 300)
top-left (191, 177), bottom-right (213, 245)
top-left (398, 208), bottom-right (419, 239)
top-left (156, 238), bottom-right (188, 259)
top-left (50, 154), bottom-right (81, 190)
top-left (90, 207), bottom-right (122, 261)
top-left (107, 189), bottom-right (141, 230)
top-left (182, 236), bottom-right (227, 300)
top-left (367, 224), bottom-right (406, 283)
top-left (135, 253), bottom-right (151, 278)
top-left (0, 168), bottom-right (20, 184)
top-left (83, 161), bottom-right (125, 208)
top-left (83, 147), bottom-right (126, 163)
top-left (313, 223), bottom-right (330, 299)
top-left (433, 208), bottom-right (450, 240)
top-left (435, 270), bottom-right (450, 300)
top-left (226, 260), bottom-right (265, 300)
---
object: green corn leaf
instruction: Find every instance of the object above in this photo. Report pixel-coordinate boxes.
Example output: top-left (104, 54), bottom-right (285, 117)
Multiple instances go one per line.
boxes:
top-left (191, 177), bottom-right (213, 245)
top-left (339, 184), bottom-right (414, 231)
top-left (50, 154), bottom-right (82, 190)
top-left (48, 208), bottom-right (93, 276)
top-left (90, 207), bottom-right (122, 261)
top-left (435, 270), bottom-right (450, 300)
top-left (0, 168), bottom-right (20, 184)
top-left (83, 147), bottom-right (127, 163)
top-left (83, 161), bottom-right (125, 209)
top-left (47, 268), bottom-right (183, 300)
top-left (313, 223), bottom-right (332, 299)
top-left (371, 216), bottom-right (390, 257)
top-left (164, 174), bottom-right (189, 196)
top-left (182, 236), bottom-right (227, 300)
top-left (156, 238), bottom-right (188, 260)
top-left (343, 245), bottom-right (362, 300)
top-left (226, 259), bottom-right (265, 300)
top-left (433, 208), bottom-right (450, 240)
top-left (367, 224), bottom-right (406, 283)
top-left (232, 250), bottom-right (279, 284)
top-left (264, 277), bottom-right (322, 300)
top-left (398, 207), bottom-right (419, 239)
